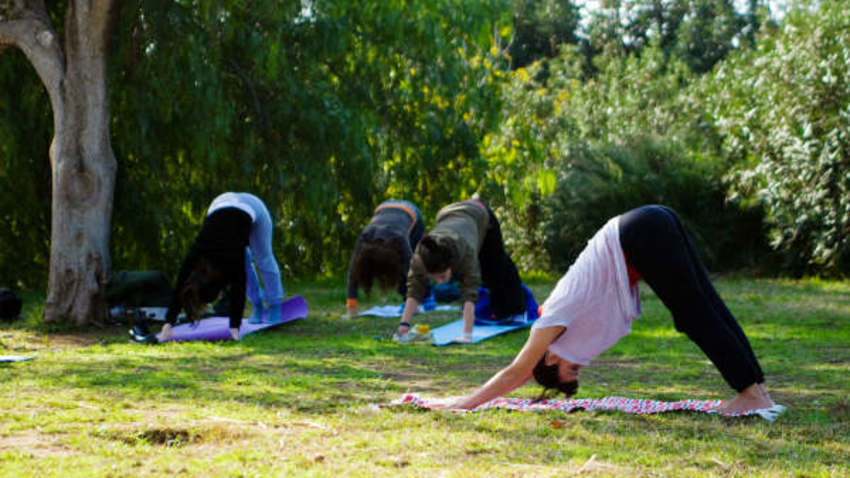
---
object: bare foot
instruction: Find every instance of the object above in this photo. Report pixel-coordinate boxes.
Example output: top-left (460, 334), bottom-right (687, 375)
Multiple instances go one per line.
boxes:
top-left (715, 383), bottom-right (775, 415)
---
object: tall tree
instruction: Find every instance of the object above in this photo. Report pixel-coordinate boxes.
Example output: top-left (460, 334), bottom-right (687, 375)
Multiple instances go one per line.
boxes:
top-left (507, 0), bottom-right (580, 69)
top-left (0, 0), bottom-right (120, 325)
top-left (676, 0), bottom-right (744, 73)
top-left (584, 0), bottom-right (750, 74)
top-left (1, 0), bottom-right (510, 302)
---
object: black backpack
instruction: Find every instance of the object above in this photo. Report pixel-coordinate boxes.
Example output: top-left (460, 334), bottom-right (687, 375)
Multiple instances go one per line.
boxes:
top-left (0, 288), bottom-right (22, 321)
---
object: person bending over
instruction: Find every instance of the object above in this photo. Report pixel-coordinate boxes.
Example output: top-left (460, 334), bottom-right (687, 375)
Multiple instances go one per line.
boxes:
top-left (398, 199), bottom-right (526, 342)
top-left (345, 200), bottom-right (425, 318)
top-left (445, 205), bottom-right (775, 415)
top-left (159, 192), bottom-right (284, 341)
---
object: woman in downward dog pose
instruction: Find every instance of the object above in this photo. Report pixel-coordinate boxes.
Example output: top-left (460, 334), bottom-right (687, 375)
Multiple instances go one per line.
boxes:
top-left (345, 200), bottom-right (425, 318)
top-left (158, 192), bottom-right (284, 341)
top-left (446, 205), bottom-right (776, 415)
top-left (397, 199), bottom-right (527, 342)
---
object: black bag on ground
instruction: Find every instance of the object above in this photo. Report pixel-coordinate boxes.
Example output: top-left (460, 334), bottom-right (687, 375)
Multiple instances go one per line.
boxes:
top-left (0, 288), bottom-right (22, 321)
top-left (106, 271), bottom-right (173, 308)
top-left (108, 271), bottom-right (174, 326)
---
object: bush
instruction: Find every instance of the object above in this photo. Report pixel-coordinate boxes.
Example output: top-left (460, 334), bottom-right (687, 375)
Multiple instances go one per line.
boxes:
top-left (541, 136), bottom-right (770, 273)
top-left (707, 3), bottom-right (850, 275)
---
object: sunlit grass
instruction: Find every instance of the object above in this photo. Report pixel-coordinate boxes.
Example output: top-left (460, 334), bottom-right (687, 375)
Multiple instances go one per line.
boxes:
top-left (0, 277), bottom-right (847, 476)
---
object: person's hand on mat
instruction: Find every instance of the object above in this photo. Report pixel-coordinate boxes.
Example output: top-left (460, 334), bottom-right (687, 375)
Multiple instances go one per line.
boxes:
top-left (157, 323), bottom-right (174, 341)
top-left (346, 305), bottom-right (359, 319)
top-left (453, 334), bottom-right (472, 343)
top-left (428, 397), bottom-right (468, 410)
top-left (397, 297), bottom-right (419, 336)
top-left (457, 301), bottom-right (475, 344)
top-left (229, 328), bottom-right (240, 340)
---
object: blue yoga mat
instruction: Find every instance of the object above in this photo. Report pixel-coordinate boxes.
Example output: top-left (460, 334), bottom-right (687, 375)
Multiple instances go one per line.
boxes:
top-left (430, 284), bottom-right (539, 345)
top-left (0, 355), bottom-right (33, 362)
top-left (358, 304), bottom-right (459, 318)
top-left (431, 318), bottom-right (534, 346)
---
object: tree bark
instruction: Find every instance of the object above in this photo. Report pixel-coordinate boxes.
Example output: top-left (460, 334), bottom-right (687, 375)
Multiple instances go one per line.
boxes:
top-left (1, 0), bottom-right (118, 326)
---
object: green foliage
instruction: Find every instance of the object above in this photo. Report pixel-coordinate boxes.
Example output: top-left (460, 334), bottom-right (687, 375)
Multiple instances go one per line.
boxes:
top-left (542, 137), bottom-right (769, 271)
top-left (507, 0), bottom-right (581, 69)
top-left (583, 0), bottom-right (754, 74)
top-left (0, 0), bottom-right (512, 291)
top-left (707, 2), bottom-right (850, 275)
top-left (2, 0), bottom-right (847, 291)
top-left (480, 44), bottom-right (769, 271)
top-left (674, 0), bottom-right (747, 73)
top-left (106, 0), bottom-right (510, 279)
top-left (0, 51), bottom-right (52, 288)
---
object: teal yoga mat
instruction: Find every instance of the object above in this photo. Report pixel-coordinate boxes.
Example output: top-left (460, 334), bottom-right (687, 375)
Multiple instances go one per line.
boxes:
top-left (431, 318), bottom-right (534, 346)
top-left (0, 355), bottom-right (32, 362)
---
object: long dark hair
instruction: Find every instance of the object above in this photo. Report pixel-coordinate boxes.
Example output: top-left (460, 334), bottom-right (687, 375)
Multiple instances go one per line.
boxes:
top-left (180, 257), bottom-right (223, 322)
top-left (417, 235), bottom-right (453, 273)
top-left (351, 239), bottom-right (405, 297)
top-left (532, 354), bottom-right (579, 401)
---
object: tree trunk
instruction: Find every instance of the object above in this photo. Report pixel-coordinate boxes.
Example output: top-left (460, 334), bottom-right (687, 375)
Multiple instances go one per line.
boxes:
top-left (0, 0), bottom-right (118, 326)
top-left (43, 1), bottom-right (117, 326)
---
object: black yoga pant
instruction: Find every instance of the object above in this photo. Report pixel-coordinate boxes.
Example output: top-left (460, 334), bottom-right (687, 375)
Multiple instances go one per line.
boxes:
top-left (478, 206), bottom-right (526, 319)
top-left (618, 205), bottom-right (764, 392)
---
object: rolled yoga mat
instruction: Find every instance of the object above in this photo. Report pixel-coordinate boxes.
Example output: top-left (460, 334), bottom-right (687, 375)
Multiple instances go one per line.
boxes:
top-left (159, 295), bottom-right (308, 343)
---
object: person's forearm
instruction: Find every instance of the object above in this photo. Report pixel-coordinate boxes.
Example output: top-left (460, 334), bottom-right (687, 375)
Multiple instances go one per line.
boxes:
top-left (456, 365), bottom-right (531, 410)
top-left (461, 301), bottom-right (475, 337)
top-left (229, 280), bottom-right (246, 329)
top-left (166, 253), bottom-right (196, 324)
top-left (399, 296), bottom-right (419, 328)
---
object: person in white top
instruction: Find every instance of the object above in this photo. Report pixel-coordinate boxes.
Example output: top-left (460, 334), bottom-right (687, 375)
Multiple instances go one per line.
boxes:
top-left (444, 205), bottom-right (776, 415)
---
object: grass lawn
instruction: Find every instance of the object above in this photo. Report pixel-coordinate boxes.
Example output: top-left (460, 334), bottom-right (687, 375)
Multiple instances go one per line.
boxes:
top-left (0, 277), bottom-right (848, 477)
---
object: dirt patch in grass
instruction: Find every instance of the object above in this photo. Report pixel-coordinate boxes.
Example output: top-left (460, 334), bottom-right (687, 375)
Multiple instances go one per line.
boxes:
top-left (135, 428), bottom-right (198, 447)
top-left (47, 332), bottom-right (112, 348)
top-left (106, 421), bottom-right (259, 448)
top-left (1, 326), bottom-right (127, 351)
top-left (829, 399), bottom-right (850, 421)
top-left (0, 431), bottom-right (77, 458)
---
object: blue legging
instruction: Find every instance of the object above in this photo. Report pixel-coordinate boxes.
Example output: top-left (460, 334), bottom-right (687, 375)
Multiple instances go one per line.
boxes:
top-left (618, 205), bottom-right (764, 392)
top-left (209, 193), bottom-right (284, 306)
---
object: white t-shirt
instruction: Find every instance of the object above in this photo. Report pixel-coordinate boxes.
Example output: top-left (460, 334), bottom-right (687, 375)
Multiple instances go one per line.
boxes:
top-left (532, 216), bottom-right (641, 365)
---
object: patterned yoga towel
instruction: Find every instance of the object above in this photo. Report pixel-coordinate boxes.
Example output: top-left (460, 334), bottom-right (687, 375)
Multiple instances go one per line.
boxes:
top-left (388, 394), bottom-right (786, 422)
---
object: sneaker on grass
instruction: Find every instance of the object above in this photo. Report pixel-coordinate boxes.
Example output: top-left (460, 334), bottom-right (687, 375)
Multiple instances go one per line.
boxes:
top-left (392, 327), bottom-right (434, 344)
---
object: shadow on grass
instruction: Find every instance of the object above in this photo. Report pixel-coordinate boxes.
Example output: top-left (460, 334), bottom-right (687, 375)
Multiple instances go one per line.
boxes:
top-left (454, 408), bottom-right (848, 467)
top-left (0, 313), bottom-right (523, 412)
top-left (2, 279), bottom-right (848, 433)
top-left (1, 313), bottom-right (846, 422)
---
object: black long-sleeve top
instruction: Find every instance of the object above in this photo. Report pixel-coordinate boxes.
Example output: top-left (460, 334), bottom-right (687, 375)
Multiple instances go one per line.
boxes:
top-left (347, 205), bottom-right (423, 299)
top-left (166, 208), bottom-right (252, 329)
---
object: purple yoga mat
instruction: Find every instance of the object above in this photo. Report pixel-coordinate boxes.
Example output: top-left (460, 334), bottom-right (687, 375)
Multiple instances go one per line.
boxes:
top-left (160, 295), bottom-right (308, 343)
